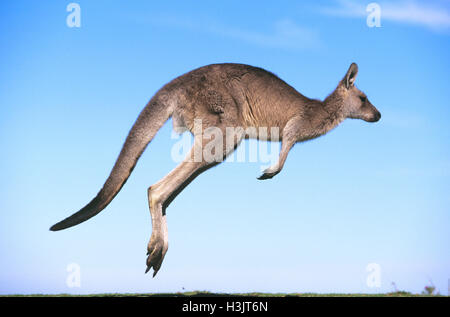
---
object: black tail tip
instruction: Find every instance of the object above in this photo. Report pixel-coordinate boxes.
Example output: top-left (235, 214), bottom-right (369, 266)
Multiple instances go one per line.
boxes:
top-left (49, 223), bottom-right (65, 231)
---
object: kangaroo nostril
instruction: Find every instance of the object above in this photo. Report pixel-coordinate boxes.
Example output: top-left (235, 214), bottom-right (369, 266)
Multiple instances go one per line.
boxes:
top-left (373, 111), bottom-right (381, 122)
top-left (370, 111), bottom-right (381, 122)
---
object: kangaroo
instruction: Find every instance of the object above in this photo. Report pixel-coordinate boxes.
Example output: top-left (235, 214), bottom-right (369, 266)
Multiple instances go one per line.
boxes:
top-left (50, 62), bottom-right (381, 276)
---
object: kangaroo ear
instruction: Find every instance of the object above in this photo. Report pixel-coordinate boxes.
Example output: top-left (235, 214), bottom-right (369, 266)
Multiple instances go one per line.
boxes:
top-left (344, 63), bottom-right (358, 89)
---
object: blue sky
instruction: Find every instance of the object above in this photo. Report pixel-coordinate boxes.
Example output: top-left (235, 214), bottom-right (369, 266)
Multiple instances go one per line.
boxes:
top-left (0, 0), bottom-right (449, 295)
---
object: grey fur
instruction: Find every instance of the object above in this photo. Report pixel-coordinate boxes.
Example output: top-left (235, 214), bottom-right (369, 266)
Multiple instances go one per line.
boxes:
top-left (50, 63), bottom-right (381, 276)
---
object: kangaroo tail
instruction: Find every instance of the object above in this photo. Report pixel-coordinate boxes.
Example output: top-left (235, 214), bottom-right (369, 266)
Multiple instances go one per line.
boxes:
top-left (50, 94), bottom-right (173, 231)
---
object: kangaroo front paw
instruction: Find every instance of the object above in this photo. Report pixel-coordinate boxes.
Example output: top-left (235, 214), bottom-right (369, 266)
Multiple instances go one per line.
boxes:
top-left (145, 234), bottom-right (168, 277)
top-left (257, 167), bottom-right (280, 180)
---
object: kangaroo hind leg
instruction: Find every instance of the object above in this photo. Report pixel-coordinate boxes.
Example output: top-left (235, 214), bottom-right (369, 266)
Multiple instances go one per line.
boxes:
top-left (145, 125), bottom-right (244, 276)
top-left (145, 143), bottom-right (219, 277)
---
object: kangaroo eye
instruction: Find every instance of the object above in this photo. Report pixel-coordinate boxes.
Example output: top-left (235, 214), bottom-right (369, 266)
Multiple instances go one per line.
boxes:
top-left (359, 96), bottom-right (367, 102)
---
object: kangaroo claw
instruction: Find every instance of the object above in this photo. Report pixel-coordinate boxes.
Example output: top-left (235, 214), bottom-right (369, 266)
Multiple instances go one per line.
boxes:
top-left (257, 169), bottom-right (279, 180)
top-left (145, 235), bottom-right (168, 277)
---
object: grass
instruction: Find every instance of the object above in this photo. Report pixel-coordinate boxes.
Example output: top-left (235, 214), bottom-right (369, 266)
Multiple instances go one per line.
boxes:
top-left (1, 291), bottom-right (445, 297)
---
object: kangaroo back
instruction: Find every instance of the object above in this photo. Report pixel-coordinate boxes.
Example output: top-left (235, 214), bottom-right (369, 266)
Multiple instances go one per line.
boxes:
top-left (50, 94), bottom-right (173, 231)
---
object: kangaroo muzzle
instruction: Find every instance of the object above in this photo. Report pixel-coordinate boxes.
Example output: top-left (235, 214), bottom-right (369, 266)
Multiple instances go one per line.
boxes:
top-left (369, 109), bottom-right (381, 122)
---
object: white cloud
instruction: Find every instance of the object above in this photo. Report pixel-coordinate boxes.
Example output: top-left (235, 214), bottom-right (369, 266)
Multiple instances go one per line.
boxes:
top-left (149, 15), bottom-right (321, 51)
top-left (208, 19), bottom-right (321, 50)
top-left (320, 0), bottom-right (450, 31)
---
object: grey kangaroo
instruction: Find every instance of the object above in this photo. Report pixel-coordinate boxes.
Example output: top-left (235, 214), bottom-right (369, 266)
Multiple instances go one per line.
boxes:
top-left (51, 62), bottom-right (381, 276)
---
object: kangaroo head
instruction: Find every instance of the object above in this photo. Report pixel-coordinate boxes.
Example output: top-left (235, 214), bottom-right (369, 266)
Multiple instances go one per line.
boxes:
top-left (338, 63), bottom-right (381, 123)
